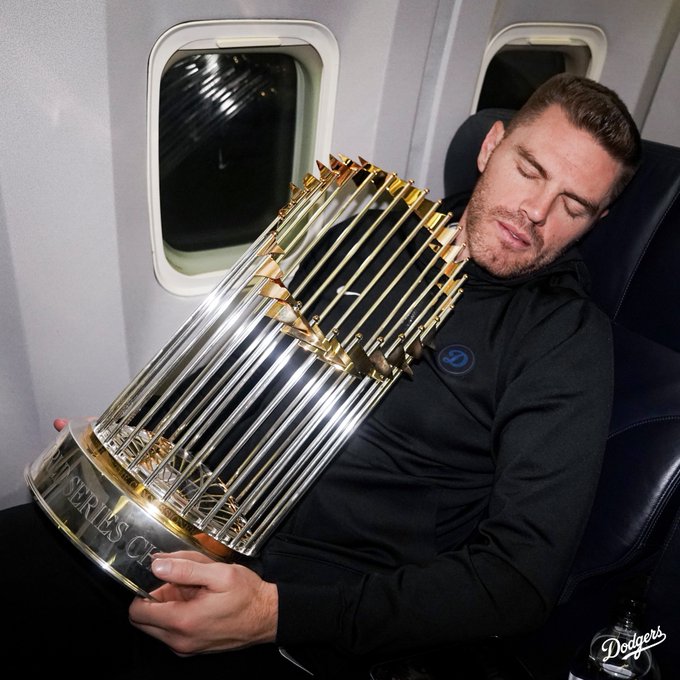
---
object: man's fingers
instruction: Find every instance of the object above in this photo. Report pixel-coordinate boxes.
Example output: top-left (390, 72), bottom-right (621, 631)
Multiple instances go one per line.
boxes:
top-left (152, 557), bottom-right (223, 590)
top-left (52, 416), bottom-right (95, 432)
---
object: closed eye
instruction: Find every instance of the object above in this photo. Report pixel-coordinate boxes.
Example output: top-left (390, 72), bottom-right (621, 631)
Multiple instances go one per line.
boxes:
top-left (517, 163), bottom-right (539, 179)
top-left (562, 198), bottom-right (588, 219)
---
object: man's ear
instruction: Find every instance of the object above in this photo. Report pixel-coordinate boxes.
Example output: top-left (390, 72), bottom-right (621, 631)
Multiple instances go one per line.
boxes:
top-left (477, 120), bottom-right (506, 172)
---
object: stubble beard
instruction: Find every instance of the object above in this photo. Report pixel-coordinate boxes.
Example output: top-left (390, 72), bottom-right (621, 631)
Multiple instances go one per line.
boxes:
top-left (463, 173), bottom-right (569, 279)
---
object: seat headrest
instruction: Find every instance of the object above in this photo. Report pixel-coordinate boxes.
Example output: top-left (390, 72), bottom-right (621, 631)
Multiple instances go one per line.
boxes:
top-left (443, 108), bottom-right (513, 201)
top-left (578, 140), bottom-right (680, 351)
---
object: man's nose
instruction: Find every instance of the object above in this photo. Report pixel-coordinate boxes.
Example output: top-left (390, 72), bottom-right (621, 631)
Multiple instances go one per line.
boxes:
top-left (520, 185), bottom-right (553, 226)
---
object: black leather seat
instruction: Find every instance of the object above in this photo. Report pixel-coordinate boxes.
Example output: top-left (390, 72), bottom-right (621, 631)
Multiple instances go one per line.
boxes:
top-left (440, 108), bottom-right (680, 678)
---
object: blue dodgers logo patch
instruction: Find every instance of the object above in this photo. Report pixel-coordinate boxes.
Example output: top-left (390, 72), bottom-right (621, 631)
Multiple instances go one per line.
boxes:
top-left (437, 344), bottom-right (475, 375)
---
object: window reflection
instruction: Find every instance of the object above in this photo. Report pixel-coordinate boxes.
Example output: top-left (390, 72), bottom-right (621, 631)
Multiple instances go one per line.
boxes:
top-left (159, 52), bottom-right (298, 254)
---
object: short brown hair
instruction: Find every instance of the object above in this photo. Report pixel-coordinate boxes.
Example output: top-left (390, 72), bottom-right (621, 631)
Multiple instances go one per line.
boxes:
top-left (506, 74), bottom-right (642, 201)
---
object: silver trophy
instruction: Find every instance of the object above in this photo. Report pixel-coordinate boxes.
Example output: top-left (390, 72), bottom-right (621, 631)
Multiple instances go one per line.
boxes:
top-left (26, 155), bottom-right (467, 597)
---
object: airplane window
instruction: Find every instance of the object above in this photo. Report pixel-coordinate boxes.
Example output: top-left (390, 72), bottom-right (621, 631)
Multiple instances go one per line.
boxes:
top-left (159, 52), bottom-right (297, 255)
top-left (147, 20), bottom-right (339, 296)
top-left (473, 23), bottom-right (606, 114)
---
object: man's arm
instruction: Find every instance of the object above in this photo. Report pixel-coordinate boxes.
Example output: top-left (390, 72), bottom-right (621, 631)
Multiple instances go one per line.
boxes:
top-left (276, 297), bottom-right (614, 659)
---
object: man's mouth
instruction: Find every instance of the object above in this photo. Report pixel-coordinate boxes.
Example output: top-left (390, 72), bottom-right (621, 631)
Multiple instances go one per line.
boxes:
top-left (498, 221), bottom-right (532, 248)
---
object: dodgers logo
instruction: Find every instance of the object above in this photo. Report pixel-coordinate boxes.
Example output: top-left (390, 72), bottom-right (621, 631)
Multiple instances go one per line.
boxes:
top-left (437, 344), bottom-right (475, 376)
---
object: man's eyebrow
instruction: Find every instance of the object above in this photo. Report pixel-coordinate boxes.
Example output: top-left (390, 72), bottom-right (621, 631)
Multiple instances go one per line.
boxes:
top-left (515, 144), bottom-right (599, 216)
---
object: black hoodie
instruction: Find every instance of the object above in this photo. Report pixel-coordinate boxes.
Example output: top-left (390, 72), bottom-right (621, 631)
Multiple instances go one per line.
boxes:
top-left (248, 212), bottom-right (614, 671)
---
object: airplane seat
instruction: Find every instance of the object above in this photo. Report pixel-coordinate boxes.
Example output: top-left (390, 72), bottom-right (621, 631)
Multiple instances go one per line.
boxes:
top-left (438, 108), bottom-right (680, 679)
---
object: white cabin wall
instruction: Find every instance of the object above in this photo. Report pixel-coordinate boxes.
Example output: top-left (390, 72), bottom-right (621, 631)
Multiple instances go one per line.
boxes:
top-left (0, 193), bottom-right (41, 508)
top-left (407, 0), bottom-right (497, 197)
top-left (0, 2), bottom-right (130, 507)
top-left (643, 15), bottom-right (680, 145)
top-left (368, 1), bottom-right (444, 173)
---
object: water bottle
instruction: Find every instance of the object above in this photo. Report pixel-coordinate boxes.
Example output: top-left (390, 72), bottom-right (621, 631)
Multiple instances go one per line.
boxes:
top-left (568, 597), bottom-right (661, 679)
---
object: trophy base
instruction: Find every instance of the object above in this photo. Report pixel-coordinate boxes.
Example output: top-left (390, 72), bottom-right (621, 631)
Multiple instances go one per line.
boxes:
top-left (25, 419), bottom-right (230, 598)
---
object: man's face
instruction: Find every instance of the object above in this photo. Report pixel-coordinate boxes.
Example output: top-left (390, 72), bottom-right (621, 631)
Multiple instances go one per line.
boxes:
top-left (459, 104), bottom-right (623, 278)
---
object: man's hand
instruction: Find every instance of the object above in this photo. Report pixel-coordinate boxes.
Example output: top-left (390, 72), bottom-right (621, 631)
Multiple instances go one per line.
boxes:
top-left (128, 551), bottom-right (278, 655)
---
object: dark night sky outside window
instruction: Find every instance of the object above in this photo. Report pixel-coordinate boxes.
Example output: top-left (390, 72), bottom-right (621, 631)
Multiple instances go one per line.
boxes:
top-left (477, 49), bottom-right (567, 111)
top-left (159, 52), bottom-right (298, 253)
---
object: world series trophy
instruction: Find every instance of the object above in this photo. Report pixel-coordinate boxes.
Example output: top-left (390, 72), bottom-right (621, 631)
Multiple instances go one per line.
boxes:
top-left (26, 155), bottom-right (467, 597)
